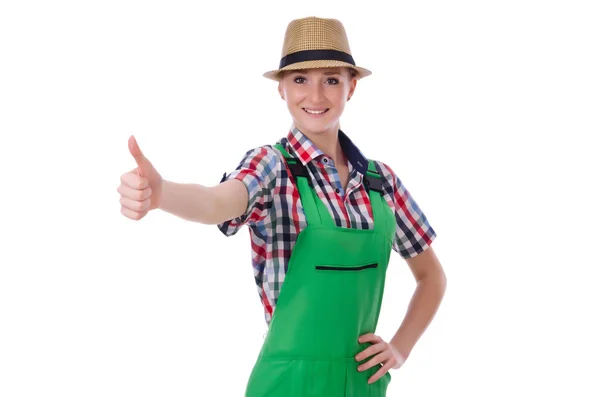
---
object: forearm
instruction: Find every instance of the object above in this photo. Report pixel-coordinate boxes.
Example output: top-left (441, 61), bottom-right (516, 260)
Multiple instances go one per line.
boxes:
top-left (158, 180), bottom-right (218, 224)
top-left (390, 273), bottom-right (446, 359)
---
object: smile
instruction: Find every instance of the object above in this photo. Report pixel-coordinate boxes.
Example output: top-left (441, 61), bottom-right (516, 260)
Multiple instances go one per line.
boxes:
top-left (303, 108), bottom-right (329, 115)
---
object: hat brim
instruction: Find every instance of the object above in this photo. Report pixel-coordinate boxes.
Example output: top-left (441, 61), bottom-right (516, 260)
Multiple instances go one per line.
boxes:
top-left (263, 60), bottom-right (372, 81)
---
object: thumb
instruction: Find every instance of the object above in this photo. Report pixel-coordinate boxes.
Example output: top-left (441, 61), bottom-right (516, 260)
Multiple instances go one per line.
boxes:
top-left (128, 135), bottom-right (149, 176)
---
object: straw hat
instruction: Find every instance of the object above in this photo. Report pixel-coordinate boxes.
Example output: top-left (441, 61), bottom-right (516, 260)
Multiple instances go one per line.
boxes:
top-left (263, 16), bottom-right (372, 81)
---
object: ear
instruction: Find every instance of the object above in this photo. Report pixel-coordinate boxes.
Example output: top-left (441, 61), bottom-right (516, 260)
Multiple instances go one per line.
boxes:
top-left (348, 77), bottom-right (357, 99)
top-left (278, 81), bottom-right (284, 99)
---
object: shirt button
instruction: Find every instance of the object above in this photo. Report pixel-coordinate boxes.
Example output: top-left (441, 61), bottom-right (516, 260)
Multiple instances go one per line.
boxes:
top-left (323, 158), bottom-right (328, 163)
top-left (335, 188), bottom-right (340, 193)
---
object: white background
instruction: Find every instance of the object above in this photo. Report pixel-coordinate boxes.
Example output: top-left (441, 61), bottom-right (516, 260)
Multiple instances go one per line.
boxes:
top-left (1, 0), bottom-right (599, 396)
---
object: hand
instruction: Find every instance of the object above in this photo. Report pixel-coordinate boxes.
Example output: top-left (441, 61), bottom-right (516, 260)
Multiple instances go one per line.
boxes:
top-left (355, 333), bottom-right (406, 384)
top-left (117, 135), bottom-right (163, 220)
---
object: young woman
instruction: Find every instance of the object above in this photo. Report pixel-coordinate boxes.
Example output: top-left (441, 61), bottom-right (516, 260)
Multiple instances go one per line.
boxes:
top-left (118, 16), bottom-right (446, 397)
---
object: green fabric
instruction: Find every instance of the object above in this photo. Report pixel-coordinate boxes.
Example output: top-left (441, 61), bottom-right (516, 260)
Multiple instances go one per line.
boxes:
top-left (245, 143), bottom-right (396, 397)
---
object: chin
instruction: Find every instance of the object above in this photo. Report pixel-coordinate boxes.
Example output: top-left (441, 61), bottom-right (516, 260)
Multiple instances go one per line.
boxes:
top-left (295, 116), bottom-right (338, 134)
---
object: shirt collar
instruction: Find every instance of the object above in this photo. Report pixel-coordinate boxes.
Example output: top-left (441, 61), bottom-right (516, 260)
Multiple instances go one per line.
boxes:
top-left (283, 124), bottom-right (369, 176)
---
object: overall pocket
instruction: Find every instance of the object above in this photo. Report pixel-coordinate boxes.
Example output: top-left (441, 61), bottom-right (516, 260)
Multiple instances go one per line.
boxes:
top-left (315, 263), bottom-right (378, 271)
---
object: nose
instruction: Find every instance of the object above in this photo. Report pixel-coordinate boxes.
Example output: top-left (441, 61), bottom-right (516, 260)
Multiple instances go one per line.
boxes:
top-left (309, 81), bottom-right (325, 103)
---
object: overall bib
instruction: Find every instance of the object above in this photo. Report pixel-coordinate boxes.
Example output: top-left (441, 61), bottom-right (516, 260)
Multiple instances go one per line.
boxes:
top-left (245, 143), bottom-right (396, 397)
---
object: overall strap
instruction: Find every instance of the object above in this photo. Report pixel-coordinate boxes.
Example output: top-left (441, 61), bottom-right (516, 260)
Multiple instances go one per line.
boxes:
top-left (273, 143), bottom-right (335, 227)
top-left (364, 160), bottom-right (389, 233)
top-left (363, 160), bottom-right (384, 194)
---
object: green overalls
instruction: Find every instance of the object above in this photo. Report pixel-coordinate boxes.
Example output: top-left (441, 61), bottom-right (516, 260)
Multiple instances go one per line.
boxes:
top-left (245, 143), bottom-right (396, 397)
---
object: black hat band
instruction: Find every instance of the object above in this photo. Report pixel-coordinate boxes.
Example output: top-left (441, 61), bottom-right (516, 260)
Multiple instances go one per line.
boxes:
top-left (279, 49), bottom-right (356, 69)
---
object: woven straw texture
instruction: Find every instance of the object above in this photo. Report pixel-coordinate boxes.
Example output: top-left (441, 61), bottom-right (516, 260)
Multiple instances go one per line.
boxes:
top-left (263, 16), bottom-right (371, 81)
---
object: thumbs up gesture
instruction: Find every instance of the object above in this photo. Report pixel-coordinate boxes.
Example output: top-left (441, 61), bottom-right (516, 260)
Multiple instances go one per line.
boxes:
top-left (117, 135), bottom-right (164, 220)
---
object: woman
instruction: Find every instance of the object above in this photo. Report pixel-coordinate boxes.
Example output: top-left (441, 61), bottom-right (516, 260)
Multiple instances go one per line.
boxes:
top-left (118, 16), bottom-right (446, 397)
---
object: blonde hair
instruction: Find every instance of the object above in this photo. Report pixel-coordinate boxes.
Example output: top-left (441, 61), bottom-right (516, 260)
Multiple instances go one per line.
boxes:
top-left (279, 67), bottom-right (357, 81)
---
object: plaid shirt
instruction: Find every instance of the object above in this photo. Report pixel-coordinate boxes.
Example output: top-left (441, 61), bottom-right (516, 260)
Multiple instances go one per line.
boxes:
top-left (217, 125), bottom-right (437, 325)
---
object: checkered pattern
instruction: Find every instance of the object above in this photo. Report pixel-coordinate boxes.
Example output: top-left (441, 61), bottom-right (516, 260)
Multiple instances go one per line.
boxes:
top-left (218, 126), bottom-right (437, 325)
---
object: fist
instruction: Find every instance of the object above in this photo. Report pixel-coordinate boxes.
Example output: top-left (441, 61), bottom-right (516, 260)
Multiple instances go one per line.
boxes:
top-left (117, 135), bottom-right (163, 220)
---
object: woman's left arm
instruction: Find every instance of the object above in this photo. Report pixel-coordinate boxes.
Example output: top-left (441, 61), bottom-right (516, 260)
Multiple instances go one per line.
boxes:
top-left (356, 161), bottom-right (446, 383)
top-left (356, 246), bottom-right (446, 383)
top-left (390, 245), bottom-right (446, 358)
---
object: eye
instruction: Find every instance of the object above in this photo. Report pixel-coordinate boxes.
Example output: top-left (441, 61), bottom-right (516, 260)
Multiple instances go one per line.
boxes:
top-left (327, 78), bottom-right (339, 85)
top-left (294, 76), bottom-right (306, 83)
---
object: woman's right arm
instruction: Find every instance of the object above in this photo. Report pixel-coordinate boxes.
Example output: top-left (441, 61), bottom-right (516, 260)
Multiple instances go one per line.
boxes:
top-left (119, 135), bottom-right (248, 224)
top-left (158, 179), bottom-right (248, 225)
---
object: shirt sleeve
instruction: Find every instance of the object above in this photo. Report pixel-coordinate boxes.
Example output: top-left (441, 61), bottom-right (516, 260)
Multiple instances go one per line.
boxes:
top-left (377, 161), bottom-right (437, 259)
top-left (216, 145), bottom-right (279, 237)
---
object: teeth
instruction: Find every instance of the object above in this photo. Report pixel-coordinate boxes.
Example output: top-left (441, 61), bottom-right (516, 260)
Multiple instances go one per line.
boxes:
top-left (304, 108), bottom-right (327, 115)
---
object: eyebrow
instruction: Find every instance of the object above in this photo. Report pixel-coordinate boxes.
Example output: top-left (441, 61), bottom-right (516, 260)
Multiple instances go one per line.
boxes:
top-left (292, 69), bottom-right (342, 76)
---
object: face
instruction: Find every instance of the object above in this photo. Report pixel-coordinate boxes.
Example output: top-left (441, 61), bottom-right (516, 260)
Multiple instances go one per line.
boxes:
top-left (278, 67), bottom-right (357, 136)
